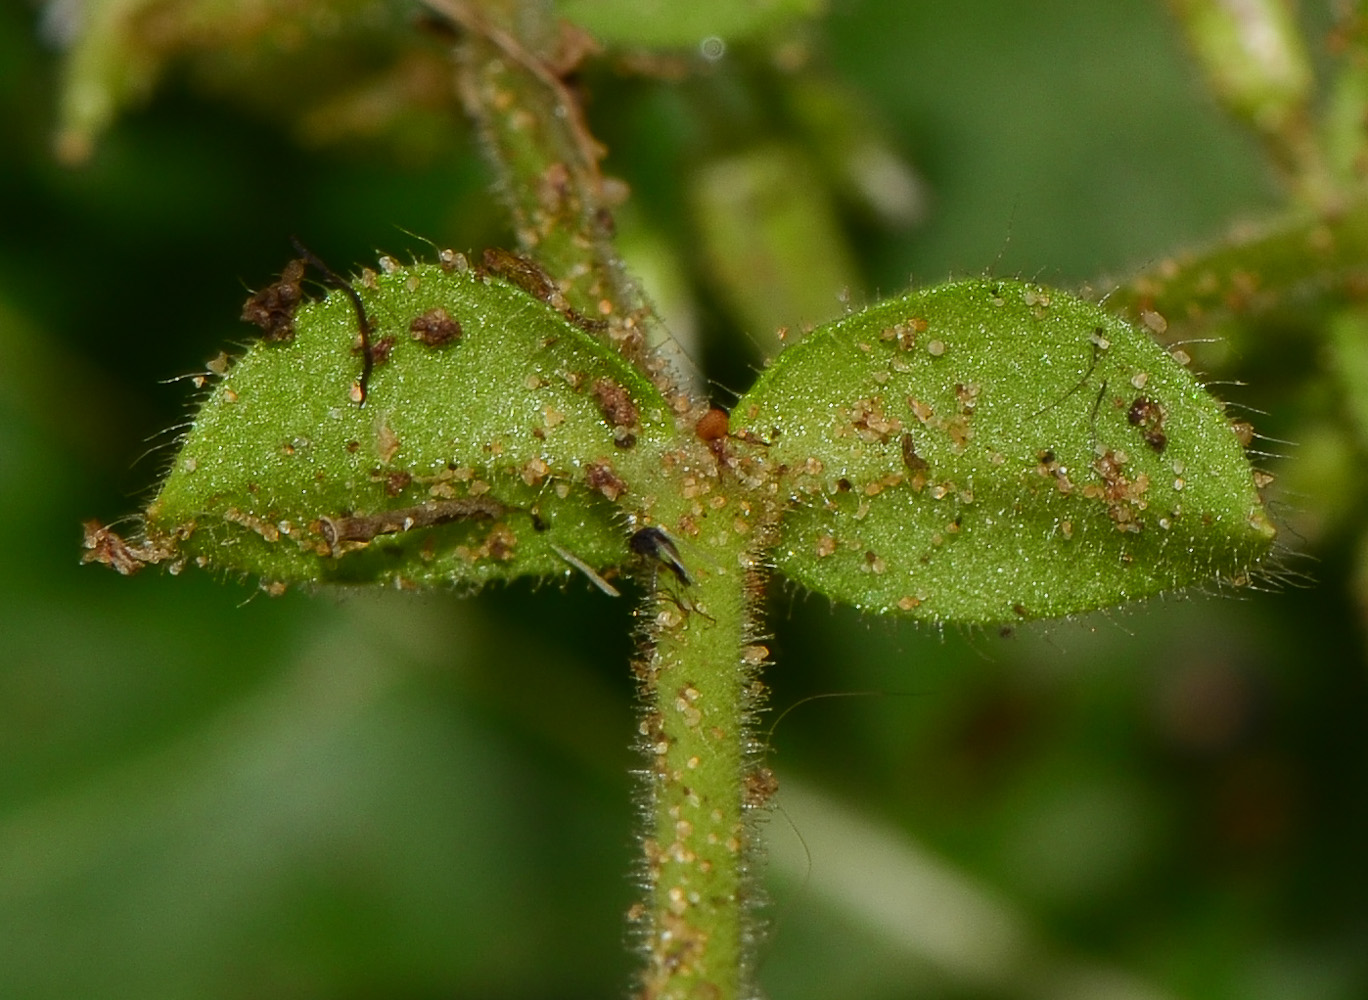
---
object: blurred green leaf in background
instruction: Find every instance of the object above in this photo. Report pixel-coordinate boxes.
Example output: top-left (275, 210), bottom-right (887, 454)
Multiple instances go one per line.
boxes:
top-left (3, 1), bottom-right (1365, 999)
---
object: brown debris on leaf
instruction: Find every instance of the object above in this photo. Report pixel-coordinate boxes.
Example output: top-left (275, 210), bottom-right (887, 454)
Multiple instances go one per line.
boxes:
top-left (1127, 396), bottom-right (1168, 453)
top-left (586, 459), bottom-right (627, 500)
top-left (317, 497), bottom-right (507, 553)
top-left (409, 307), bottom-right (463, 347)
top-left (593, 377), bottom-right (639, 429)
top-left (593, 377), bottom-right (641, 448)
top-left (383, 470), bottom-right (413, 496)
top-left (81, 520), bottom-right (175, 575)
top-left (847, 396), bottom-right (903, 443)
top-left (1084, 450), bottom-right (1151, 532)
top-left (901, 433), bottom-right (929, 472)
top-left (743, 765), bottom-right (779, 809)
top-left (368, 335), bottom-right (397, 366)
top-left (241, 259), bottom-right (306, 342)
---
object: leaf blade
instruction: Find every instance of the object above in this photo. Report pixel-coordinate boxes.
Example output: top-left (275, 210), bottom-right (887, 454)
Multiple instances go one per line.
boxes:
top-left (732, 278), bottom-right (1275, 623)
top-left (145, 261), bottom-right (672, 590)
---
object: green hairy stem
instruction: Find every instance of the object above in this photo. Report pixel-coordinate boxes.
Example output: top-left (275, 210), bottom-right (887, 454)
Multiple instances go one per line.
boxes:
top-left (629, 476), bottom-right (776, 1000)
top-left (439, 0), bottom-right (653, 362)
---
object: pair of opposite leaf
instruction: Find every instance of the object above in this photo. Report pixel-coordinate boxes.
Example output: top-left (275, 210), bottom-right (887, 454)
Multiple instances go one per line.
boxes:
top-left (85, 250), bottom-right (1276, 624)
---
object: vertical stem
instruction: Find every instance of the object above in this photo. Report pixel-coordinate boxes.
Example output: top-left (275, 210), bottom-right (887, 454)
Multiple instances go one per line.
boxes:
top-left (1166, 0), bottom-right (1330, 205)
top-left (632, 477), bottom-right (775, 1000)
top-left (434, 4), bottom-right (780, 992)
top-left (433, 0), bottom-right (650, 361)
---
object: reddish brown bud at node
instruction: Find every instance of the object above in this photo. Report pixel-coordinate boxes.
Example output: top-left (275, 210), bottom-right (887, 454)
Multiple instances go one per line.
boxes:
top-left (696, 407), bottom-right (730, 443)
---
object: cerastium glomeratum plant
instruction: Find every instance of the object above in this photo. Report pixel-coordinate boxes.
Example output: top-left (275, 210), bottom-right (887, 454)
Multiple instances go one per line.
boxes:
top-left (76, 2), bottom-right (1315, 998)
top-left (84, 253), bottom-right (1275, 999)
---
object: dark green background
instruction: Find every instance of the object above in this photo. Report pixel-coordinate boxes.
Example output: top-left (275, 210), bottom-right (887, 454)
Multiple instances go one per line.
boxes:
top-left (2, 2), bottom-right (1364, 998)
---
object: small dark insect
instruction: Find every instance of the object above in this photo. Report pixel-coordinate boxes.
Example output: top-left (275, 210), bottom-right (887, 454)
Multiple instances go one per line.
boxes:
top-left (290, 237), bottom-right (376, 405)
top-left (409, 307), bottom-right (462, 347)
top-left (1127, 396), bottom-right (1168, 453)
top-left (241, 258), bottom-right (306, 342)
top-left (630, 526), bottom-right (692, 586)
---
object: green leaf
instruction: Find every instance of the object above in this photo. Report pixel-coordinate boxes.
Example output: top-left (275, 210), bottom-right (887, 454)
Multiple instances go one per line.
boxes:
top-left (731, 278), bottom-right (1276, 623)
top-left (138, 258), bottom-right (673, 591)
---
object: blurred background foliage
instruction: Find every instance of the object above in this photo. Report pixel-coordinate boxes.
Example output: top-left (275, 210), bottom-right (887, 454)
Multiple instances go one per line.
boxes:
top-left (3, 1), bottom-right (1367, 998)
